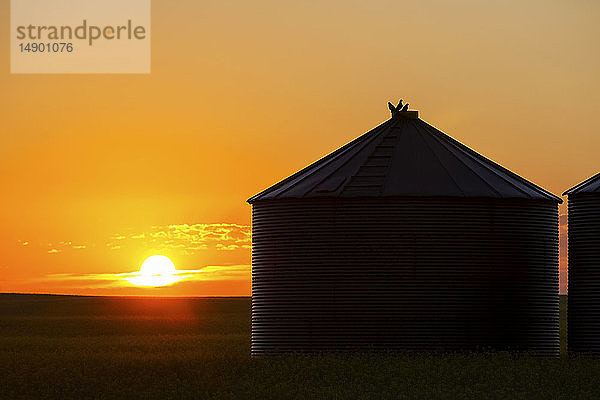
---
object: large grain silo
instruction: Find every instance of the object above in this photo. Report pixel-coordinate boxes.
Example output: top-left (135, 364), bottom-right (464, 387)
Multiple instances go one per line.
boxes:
top-left (248, 102), bottom-right (561, 355)
top-left (564, 172), bottom-right (600, 355)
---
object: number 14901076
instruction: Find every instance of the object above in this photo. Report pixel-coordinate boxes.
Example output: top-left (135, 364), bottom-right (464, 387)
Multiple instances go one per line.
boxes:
top-left (19, 42), bottom-right (73, 52)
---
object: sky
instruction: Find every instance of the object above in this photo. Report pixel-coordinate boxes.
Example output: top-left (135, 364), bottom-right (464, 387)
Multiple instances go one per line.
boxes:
top-left (1, 0), bottom-right (599, 296)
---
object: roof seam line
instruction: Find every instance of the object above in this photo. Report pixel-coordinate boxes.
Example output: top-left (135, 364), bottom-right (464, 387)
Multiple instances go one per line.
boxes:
top-left (248, 120), bottom-right (392, 202)
top-left (380, 119), bottom-right (402, 195)
top-left (419, 123), bottom-right (504, 197)
top-left (303, 121), bottom-right (392, 197)
top-left (421, 123), bottom-right (543, 199)
top-left (412, 120), bottom-right (468, 196)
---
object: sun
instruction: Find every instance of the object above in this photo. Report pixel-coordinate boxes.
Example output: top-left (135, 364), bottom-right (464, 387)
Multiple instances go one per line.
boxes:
top-left (126, 255), bottom-right (182, 287)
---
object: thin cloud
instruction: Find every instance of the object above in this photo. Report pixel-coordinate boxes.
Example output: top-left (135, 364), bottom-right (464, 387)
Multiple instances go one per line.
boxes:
top-left (22, 222), bottom-right (251, 256)
top-left (108, 223), bottom-right (251, 254)
top-left (38, 240), bottom-right (89, 253)
top-left (43, 264), bottom-right (251, 288)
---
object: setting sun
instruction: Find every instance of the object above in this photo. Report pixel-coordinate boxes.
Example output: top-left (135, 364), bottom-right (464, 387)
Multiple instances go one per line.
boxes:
top-left (126, 255), bottom-right (182, 287)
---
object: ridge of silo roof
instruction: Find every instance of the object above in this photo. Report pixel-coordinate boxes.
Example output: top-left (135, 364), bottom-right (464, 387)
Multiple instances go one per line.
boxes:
top-left (563, 172), bottom-right (600, 196)
top-left (247, 108), bottom-right (562, 204)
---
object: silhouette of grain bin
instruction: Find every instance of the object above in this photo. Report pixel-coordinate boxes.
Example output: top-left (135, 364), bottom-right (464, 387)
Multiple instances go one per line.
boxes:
top-left (248, 103), bottom-right (561, 355)
top-left (564, 172), bottom-right (600, 355)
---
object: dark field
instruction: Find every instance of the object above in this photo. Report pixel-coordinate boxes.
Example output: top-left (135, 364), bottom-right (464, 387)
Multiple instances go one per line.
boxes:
top-left (1, 294), bottom-right (598, 399)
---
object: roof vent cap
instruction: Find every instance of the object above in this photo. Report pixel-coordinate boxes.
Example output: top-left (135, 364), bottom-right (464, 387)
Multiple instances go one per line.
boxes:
top-left (388, 100), bottom-right (418, 119)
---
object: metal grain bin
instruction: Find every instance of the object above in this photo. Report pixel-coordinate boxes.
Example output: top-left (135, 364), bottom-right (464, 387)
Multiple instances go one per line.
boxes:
top-left (248, 103), bottom-right (561, 355)
top-left (564, 172), bottom-right (600, 355)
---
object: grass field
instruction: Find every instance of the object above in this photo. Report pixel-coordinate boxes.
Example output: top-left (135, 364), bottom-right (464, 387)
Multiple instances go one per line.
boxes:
top-left (1, 294), bottom-right (598, 399)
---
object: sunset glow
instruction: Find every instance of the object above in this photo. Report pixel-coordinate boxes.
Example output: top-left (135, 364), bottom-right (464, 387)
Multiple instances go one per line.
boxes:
top-left (0, 0), bottom-right (598, 296)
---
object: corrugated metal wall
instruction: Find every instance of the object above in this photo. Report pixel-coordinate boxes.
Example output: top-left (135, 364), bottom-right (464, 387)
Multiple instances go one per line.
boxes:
top-left (251, 197), bottom-right (559, 355)
top-left (567, 193), bottom-right (600, 355)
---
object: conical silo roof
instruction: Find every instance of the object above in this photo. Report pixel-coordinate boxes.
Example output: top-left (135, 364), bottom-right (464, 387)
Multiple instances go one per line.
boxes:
top-left (248, 105), bottom-right (562, 203)
top-left (563, 172), bottom-right (600, 195)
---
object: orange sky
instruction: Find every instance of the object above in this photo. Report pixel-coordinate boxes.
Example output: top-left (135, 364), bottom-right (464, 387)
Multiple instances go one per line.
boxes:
top-left (1, 0), bottom-right (599, 295)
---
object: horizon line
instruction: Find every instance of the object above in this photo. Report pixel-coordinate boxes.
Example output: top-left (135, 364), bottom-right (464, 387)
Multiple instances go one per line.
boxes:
top-left (0, 292), bottom-right (251, 299)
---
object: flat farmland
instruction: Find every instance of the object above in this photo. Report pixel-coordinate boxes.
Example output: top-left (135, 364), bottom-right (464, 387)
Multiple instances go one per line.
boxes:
top-left (1, 294), bottom-right (598, 399)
